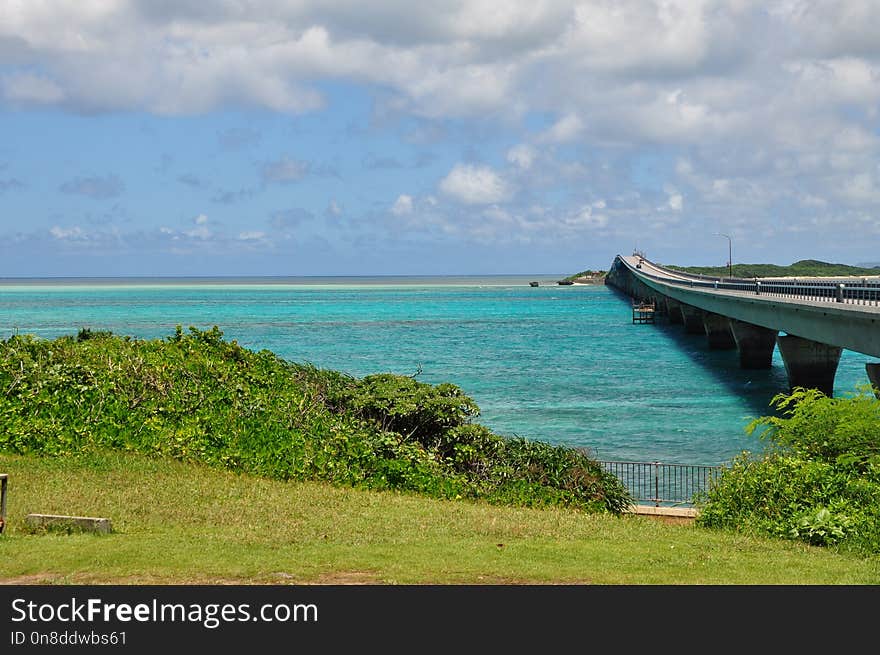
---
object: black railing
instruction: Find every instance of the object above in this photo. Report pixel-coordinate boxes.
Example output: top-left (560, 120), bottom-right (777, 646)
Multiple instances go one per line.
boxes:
top-left (599, 460), bottom-right (723, 507)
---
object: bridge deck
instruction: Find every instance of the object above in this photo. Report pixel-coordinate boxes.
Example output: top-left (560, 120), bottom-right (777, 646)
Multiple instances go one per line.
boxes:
top-left (618, 255), bottom-right (880, 358)
top-left (626, 256), bottom-right (880, 312)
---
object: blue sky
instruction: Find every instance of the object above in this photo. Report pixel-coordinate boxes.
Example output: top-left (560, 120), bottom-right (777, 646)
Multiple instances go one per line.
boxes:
top-left (1, 1), bottom-right (879, 276)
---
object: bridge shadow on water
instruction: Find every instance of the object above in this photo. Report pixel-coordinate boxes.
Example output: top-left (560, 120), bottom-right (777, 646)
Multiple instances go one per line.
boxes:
top-left (609, 287), bottom-right (790, 420)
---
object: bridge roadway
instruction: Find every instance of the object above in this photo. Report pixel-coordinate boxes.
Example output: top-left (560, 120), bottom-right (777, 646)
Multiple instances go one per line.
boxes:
top-left (608, 254), bottom-right (880, 396)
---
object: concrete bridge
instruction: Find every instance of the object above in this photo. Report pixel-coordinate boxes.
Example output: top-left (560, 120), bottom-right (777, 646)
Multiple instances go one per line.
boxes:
top-left (606, 254), bottom-right (880, 397)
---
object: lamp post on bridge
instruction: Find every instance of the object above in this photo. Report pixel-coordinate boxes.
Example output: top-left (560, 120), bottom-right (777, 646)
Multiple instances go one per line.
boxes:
top-left (715, 233), bottom-right (732, 279)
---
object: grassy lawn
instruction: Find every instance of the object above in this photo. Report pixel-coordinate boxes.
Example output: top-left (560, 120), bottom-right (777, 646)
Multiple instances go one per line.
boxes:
top-left (2, 451), bottom-right (879, 585)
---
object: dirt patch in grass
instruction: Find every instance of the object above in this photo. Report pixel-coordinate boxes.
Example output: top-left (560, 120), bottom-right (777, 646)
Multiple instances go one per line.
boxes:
top-left (310, 571), bottom-right (383, 585)
top-left (1, 573), bottom-right (61, 584)
top-left (650, 516), bottom-right (696, 526)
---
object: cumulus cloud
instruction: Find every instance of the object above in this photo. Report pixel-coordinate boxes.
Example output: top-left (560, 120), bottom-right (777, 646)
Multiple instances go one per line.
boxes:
top-left (1, 72), bottom-right (65, 105)
top-left (5, 2), bottom-right (880, 262)
top-left (539, 113), bottom-right (583, 143)
top-left (777, 1), bottom-right (880, 59)
top-left (391, 194), bottom-right (414, 216)
top-left (49, 225), bottom-right (85, 240)
top-left (440, 164), bottom-right (509, 205)
top-left (569, 205), bottom-right (609, 229)
top-left (185, 214), bottom-right (211, 239)
top-left (507, 144), bottom-right (536, 170)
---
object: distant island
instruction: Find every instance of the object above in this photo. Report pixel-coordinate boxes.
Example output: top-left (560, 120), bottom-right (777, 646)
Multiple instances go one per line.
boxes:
top-left (560, 269), bottom-right (608, 284)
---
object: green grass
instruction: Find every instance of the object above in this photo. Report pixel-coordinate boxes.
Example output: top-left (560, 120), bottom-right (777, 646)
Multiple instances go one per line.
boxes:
top-left (666, 259), bottom-right (880, 278)
top-left (2, 451), bottom-right (879, 584)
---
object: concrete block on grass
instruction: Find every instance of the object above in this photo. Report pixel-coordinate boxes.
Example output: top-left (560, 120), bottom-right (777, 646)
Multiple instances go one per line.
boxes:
top-left (25, 513), bottom-right (113, 535)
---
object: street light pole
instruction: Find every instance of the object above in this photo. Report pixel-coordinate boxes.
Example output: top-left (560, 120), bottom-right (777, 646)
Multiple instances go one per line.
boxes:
top-left (715, 233), bottom-right (732, 279)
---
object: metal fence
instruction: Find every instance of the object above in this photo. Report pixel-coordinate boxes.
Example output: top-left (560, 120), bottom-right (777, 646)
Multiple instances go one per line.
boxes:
top-left (599, 460), bottom-right (723, 507)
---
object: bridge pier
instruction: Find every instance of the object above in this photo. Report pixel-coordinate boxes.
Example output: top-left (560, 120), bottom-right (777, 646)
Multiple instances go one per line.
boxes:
top-left (866, 363), bottom-right (880, 399)
top-left (729, 320), bottom-right (777, 369)
top-left (665, 298), bottom-right (683, 324)
top-left (776, 334), bottom-right (842, 397)
top-left (703, 313), bottom-right (736, 349)
top-left (631, 279), bottom-right (644, 301)
top-left (679, 304), bottom-right (706, 334)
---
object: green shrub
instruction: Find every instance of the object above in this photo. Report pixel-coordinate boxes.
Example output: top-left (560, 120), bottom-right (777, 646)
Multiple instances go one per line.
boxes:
top-left (746, 387), bottom-right (880, 471)
top-left (342, 373), bottom-right (480, 450)
top-left (697, 388), bottom-right (880, 553)
top-left (0, 327), bottom-right (632, 514)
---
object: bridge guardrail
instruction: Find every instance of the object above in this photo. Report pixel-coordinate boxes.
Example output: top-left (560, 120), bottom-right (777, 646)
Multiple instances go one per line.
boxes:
top-left (618, 256), bottom-right (880, 307)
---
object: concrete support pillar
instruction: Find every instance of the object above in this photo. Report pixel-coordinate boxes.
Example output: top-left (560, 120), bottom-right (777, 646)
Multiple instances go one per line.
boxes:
top-left (729, 319), bottom-right (777, 369)
top-left (679, 304), bottom-right (706, 334)
top-left (776, 334), bottom-right (842, 397)
top-left (635, 281), bottom-right (654, 305)
top-left (866, 363), bottom-right (880, 400)
top-left (703, 313), bottom-right (736, 349)
top-left (665, 299), bottom-right (683, 324)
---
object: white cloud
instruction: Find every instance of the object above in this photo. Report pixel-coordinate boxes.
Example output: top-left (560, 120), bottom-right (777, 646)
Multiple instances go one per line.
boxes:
top-left (777, 1), bottom-right (880, 59)
top-left (5, 1), bottom-right (880, 262)
top-left (1, 72), bottom-right (65, 105)
top-left (570, 205), bottom-right (608, 229)
top-left (507, 144), bottom-right (536, 170)
top-left (185, 226), bottom-right (210, 240)
top-left (49, 225), bottom-right (84, 240)
top-left (440, 164), bottom-right (509, 205)
top-left (539, 113), bottom-right (583, 143)
top-left (839, 173), bottom-right (880, 204)
top-left (391, 194), bottom-right (414, 216)
top-left (185, 215), bottom-right (211, 240)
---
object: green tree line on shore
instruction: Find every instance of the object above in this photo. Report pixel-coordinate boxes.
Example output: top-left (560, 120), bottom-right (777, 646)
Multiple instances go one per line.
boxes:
top-left (667, 259), bottom-right (880, 278)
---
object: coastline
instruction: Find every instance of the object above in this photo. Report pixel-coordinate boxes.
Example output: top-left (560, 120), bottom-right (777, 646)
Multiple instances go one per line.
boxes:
top-left (0, 274), bottom-right (569, 290)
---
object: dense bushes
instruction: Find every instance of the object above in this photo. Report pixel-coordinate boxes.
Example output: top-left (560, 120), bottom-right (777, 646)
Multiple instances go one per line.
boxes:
top-left (0, 327), bottom-right (632, 513)
top-left (697, 388), bottom-right (880, 553)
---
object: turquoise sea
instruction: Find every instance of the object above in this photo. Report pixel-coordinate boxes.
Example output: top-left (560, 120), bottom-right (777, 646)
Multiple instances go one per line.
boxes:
top-left (0, 274), bottom-right (872, 466)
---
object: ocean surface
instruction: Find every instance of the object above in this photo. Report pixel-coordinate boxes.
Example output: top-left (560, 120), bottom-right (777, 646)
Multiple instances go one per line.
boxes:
top-left (0, 274), bottom-right (873, 466)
